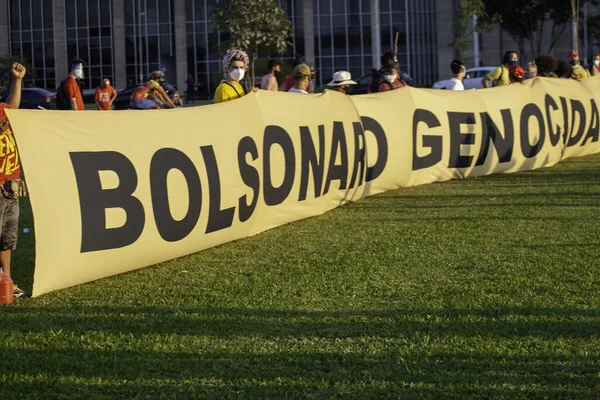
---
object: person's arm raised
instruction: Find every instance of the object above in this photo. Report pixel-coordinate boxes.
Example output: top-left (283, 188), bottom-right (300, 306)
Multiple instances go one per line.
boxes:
top-left (7, 63), bottom-right (26, 109)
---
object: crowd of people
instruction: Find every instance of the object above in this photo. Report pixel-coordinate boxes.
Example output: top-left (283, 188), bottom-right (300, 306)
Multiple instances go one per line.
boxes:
top-left (213, 48), bottom-right (413, 105)
top-left (49, 47), bottom-right (600, 112)
top-left (2, 45), bottom-right (600, 299)
top-left (445, 49), bottom-right (598, 91)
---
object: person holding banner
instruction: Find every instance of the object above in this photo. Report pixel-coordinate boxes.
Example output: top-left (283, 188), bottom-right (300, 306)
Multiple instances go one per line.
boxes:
top-left (326, 70), bottom-right (357, 94)
top-left (482, 51), bottom-right (519, 88)
top-left (567, 50), bottom-right (590, 81)
top-left (214, 49), bottom-right (250, 103)
top-left (535, 54), bottom-right (558, 78)
top-left (0, 62), bottom-right (27, 298)
top-left (377, 60), bottom-right (406, 92)
top-left (280, 55), bottom-right (313, 93)
top-left (524, 62), bottom-right (537, 80)
top-left (589, 54), bottom-right (600, 76)
top-left (288, 64), bottom-right (312, 94)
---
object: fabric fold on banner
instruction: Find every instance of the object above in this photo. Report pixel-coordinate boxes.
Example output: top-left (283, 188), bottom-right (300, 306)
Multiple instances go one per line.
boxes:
top-left (6, 76), bottom-right (600, 296)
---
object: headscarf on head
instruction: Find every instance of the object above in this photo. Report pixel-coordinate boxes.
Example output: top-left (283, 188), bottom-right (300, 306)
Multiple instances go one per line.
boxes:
top-left (222, 49), bottom-right (249, 75)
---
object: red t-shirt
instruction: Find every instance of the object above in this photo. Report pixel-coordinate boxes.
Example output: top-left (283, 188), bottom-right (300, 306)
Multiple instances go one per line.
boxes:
top-left (378, 79), bottom-right (406, 92)
top-left (281, 74), bottom-right (313, 92)
top-left (130, 80), bottom-right (164, 102)
top-left (95, 86), bottom-right (117, 110)
top-left (64, 76), bottom-right (85, 110)
top-left (0, 104), bottom-right (21, 182)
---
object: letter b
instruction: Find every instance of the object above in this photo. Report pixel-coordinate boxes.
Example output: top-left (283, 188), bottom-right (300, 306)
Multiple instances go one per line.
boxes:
top-left (70, 151), bottom-right (145, 252)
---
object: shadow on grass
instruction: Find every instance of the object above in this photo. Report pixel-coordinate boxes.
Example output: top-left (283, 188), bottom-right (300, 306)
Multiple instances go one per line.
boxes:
top-left (2, 306), bottom-right (600, 397)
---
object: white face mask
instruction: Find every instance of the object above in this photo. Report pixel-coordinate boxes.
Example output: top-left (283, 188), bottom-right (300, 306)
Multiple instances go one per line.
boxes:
top-left (384, 74), bottom-right (396, 83)
top-left (229, 69), bottom-right (245, 81)
top-left (594, 59), bottom-right (600, 67)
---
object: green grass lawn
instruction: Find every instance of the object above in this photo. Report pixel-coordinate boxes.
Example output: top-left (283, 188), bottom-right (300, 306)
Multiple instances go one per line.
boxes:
top-left (2, 154), bottom-right (600, 399)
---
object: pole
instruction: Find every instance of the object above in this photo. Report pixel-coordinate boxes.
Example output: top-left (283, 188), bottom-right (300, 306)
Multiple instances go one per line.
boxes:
top-left (138, 0), bottom-right (144, 82)
top-left (571, 0), bottom-right (579, 52)
top-left (584, 2), bottom-right (588, 64)
top-left (370, 0), bottom-right (381, 68)
top-left (473, 14), bottom-right (479, 67)
top-left (394, 31), bottom-right (399, 55)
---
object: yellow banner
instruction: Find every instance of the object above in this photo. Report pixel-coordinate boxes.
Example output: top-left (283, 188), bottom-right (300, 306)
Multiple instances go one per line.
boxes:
top-left (7, 76), bottom-right (600, 296)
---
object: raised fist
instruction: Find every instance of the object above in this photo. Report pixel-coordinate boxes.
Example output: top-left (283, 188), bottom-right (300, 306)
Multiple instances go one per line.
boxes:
top-left (11, 63), bottom-right (26, 79)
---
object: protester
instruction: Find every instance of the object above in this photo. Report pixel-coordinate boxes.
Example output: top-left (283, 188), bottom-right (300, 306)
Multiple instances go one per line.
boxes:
top-left (160, 79), bottom-right (183, 107)
top-left (535, 54), bottom-right (558, 78)
top-left (588, 54), bottom-right (600, 76)
top-left (308, 66), bottom-right (317, 93)
top-left (508, 65), bottom-right (525, 83)
top-left (567, 50), bottom-right (590, 81)
top-left (482, 50), bottom-right (518, 88)
top-left (524, 62), bottom-right (537, 79)
top-left (288, 64), bottom-right (312, 94)
top-left (186, 74), bottom-right (195, 103)
top-left (377, 60), bottom-right (406, 92)
top-left (446, 59), bottom-right (465, 90)
top-left (369, 51), bottom-right (404, 93)
top-left (280, 55), bottom-right (313, 92)
top-left (214, 49), bottom-right (251, 103)
top-left (129, 71), bottom-right (175, 110)
top-left (0, 62), bottom-right (27, 298)
top-left (261, 59), bottom-right (281, 91)
top-left (555, 59), bottom-right (573, 79)
top-left (326, 70), bottom-right (357, 94)
top-left (94, 78), bottom-right (117, 110)
top-left (57, 58), bottom-right (85, 110)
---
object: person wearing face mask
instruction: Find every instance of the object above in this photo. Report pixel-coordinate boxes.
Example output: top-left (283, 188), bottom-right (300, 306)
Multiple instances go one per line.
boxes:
top-left (58, 58), bottom-right (86, 110)
top-left (326, 70), bottom-right (357, 94)
top-left (567, 50), bottom-right (590, 81)
top-left (446, 59), bottom-right (465, 90)
top-left (588, 54), bottom-right (600, 76)
top-left (482, 51), bottom-right (518, 88)
top-left (214, 49), bottom-right (250, 103)
top-left (524, 62), bottom-right (537, 80)
top-left (377, 60), bottom-right (406, 92)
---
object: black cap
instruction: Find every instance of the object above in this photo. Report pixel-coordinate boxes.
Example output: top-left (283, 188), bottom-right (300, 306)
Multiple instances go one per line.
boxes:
top-left (381, 60), bottom-right (400, 71)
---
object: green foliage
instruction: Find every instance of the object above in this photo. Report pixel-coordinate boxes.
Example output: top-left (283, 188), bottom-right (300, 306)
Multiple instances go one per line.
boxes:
top-left (212, 0), bottom-right (293, 85)
top-left (0, 55), bottom-right (34, 95)
top-left (3, 151), bottom-right (600, 398)
top-left (586, 15), bottom-right (600, 49)
top-left (478, 0), bottom-right (598, 55)
top-left (450, 0), bottom-right (500, 52)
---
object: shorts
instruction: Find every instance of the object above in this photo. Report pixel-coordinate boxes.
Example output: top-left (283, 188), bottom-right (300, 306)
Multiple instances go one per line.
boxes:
top-left (0, 195), bottom-right (18, 250)
top-left (130, 99), bottom-right (157, 110)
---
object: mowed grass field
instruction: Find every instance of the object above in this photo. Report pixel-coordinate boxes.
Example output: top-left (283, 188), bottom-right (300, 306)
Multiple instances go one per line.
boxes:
top-left (2, 153), bottom-right (600, 399)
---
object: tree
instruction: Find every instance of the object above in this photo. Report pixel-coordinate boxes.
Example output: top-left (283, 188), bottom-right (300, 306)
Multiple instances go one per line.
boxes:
top-left (478, 0), bottom-right (597, 56)
top-left (212, 0), bottom-right (292, 89)
top-left (450, 0), bottom-right (500, 56)
top-left (0, 55), bottom-right (34, 95)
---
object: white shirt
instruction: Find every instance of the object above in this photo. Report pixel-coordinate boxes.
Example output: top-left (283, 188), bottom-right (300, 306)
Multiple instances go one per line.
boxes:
top-left (446, 77), bottom-right (464, 91)
top-left (288, 87), bottom-right (308, 94)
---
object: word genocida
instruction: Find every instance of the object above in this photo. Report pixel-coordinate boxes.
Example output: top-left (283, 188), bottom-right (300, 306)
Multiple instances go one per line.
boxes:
top-left (69, 117), bottom-right (388, 253)
top-left (413, 94), bottom-right (599, 169)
